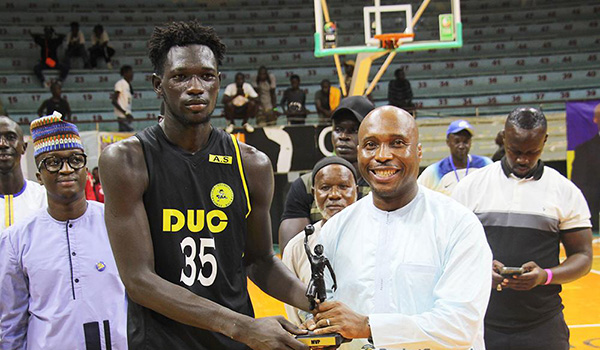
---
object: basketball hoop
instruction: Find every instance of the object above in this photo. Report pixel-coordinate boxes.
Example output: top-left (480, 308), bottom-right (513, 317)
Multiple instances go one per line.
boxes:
top-left (374, 33), bottom-right (415, 49)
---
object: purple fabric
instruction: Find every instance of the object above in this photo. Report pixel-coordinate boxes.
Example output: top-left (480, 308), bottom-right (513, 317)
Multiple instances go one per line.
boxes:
top-left (566, 100), bottom-right (600, 151)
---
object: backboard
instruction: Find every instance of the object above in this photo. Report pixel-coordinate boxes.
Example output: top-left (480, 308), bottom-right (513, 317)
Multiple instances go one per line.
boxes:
top-left (314, 0), bottom-right (462, 57)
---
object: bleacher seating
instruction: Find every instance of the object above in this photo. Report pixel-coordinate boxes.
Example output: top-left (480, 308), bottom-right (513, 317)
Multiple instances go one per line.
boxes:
top-left (0, 0), bottom-right (598, 134)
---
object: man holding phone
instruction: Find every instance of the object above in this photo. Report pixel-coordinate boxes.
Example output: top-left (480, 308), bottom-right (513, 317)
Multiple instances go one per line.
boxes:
top-left (453, 107), bottom-right (593, 350)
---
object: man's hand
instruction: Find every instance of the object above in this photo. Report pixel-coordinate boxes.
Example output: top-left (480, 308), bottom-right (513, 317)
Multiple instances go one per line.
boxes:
top-left (492, 259), bottom-right (505, 289)
top-left (240, 316), bottom-right (309, 350)
top-left (306, 301), bottom-right (370, 340)
top-left (126, 112), bottom-right (134, 120)
top-left (503, 261), bottom-right (548, 291)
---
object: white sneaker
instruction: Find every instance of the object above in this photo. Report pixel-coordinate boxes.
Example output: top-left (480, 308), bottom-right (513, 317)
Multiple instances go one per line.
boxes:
top-left (225, 123), bottom-right (235, 133)
top-left (243, 123), bottom-right (254, 133)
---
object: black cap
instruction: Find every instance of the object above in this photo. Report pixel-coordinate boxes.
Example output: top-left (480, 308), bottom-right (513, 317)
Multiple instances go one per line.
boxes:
top-left (330, 96), bottom-right (375, 123)
top-left (312, 156), bottom-right (358, 184)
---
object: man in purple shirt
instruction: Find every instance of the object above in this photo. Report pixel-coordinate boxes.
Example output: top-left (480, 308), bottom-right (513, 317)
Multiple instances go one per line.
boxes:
top-left (0, 114), bottom-right (127, 350)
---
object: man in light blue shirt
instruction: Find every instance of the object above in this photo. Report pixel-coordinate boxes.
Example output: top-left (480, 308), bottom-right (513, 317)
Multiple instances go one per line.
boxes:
top-left (0, 113), bottom-right (127, 350)
top-left (418, 119), bottom-right (492, 196)
top-left (306, 106), bottom-right (492, 350)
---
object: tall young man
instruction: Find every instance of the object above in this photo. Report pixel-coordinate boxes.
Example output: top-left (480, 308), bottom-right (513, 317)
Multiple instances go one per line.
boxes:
top-left (99, 21), bottom-right (310, 350)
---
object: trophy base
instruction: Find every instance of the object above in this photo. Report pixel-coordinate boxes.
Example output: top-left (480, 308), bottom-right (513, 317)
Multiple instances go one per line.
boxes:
top-left (296, 331), bottom-right (348, 348)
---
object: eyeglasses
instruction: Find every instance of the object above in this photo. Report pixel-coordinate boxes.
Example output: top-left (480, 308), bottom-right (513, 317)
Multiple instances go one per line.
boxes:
top-left (37, 153), bottom-right (87, 173)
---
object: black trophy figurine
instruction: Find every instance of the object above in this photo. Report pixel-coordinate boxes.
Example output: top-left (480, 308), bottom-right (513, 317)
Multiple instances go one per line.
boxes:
top-left (296, 224), bottom-right (348, 349)
top-left (304, 224), bottom-right (337, 310)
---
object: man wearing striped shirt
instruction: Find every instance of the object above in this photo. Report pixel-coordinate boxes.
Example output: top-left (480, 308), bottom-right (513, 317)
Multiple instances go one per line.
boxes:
top-left (0, 116), bottom-right (46, 229)
top-left (453, 107), bottom-right (593, 350)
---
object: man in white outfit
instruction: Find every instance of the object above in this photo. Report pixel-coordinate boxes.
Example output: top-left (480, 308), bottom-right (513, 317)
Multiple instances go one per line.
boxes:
top-left (306, 106), bottom-right (492, 350)
top-left (0, 116), bottom-right (46, 229)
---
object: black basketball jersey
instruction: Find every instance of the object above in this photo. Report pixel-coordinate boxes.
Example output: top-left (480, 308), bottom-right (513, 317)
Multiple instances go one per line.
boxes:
top-left (131, 125), bottom-right (253, 350)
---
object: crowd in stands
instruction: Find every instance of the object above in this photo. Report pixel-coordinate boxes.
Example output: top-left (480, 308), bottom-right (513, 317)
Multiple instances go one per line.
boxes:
top-left (31, 22), bottom-right (115, 88)
top-left (24, 20), bottom-right (414, 133)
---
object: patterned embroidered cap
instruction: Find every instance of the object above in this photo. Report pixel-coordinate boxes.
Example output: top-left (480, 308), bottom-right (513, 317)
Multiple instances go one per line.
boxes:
top-left (30, 111), bottom-right (84, 157)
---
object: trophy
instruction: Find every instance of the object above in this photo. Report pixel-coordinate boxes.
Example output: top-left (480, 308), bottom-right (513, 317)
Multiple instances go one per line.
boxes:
top-left (296, 224), bottom-right (348, 349)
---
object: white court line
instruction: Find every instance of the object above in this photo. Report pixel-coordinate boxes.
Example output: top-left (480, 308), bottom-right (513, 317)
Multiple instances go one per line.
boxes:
top-left (568, 324), bottom-right (600, 329)
top-left (590, 269), bottom-right (600, 275)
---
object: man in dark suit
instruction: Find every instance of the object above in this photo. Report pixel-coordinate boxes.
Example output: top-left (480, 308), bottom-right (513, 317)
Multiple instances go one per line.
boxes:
top-left (571, 103), bottom-right (600, 231)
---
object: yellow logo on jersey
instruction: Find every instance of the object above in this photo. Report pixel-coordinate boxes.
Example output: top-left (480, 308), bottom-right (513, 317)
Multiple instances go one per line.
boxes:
top-left (163, 209), bottom-right (228, 233)
top-left (209, 154), bottom-right (232, 164)
top-left (211, 183), bottom-right (234, 208)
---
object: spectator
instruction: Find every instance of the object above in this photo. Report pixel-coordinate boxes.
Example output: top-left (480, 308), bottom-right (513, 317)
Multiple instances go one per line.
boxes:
top-left (278, 96), bottom-right (374, 252)
top-left (571, 103), bottom-right (600, 232)
top-left (282, 156), bottom-right (358, 325)
top-left (306, 106), bottom-right (492, 349)
top-left (112, 65), bottom-right (134, 132)
top-left (252, 66), bottom-right (277, 127)
top-left (280, 74), bottom-right (307, 125)
top-left (65, 22), bottom-right (90, 69)
top-left (342, 59), bottom-right (354, 95)
top-left (453, 107), bottom-right (593, 350)
top-left (92, 166), bottom-right (104, 202)
top-left (491, 130), bottom-right (505, 162)
top-left (223, 72), bottom-right (258, 133)
top-left (0, 114), bottom-right (127, 349)
top-left (388, 68), bottom-right (413, 109)
top-left (314, 79), bottom-right (336, 123)
top-left (418, 119), bottom-right (492, 196)
top-left (85, 169), bottom-right (95, 200)
top-left (37, 81), bottom-right (72, 121)
top-left (89, 24), bottom-right (115, 69)
top-left (0, 116), bottom-right (46, 229)
top-left (32, 26), bottom-right (68, 88)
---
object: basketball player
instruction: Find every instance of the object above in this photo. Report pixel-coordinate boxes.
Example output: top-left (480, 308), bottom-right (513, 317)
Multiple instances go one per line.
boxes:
top-left (99, 21), bottom-right (310, 350)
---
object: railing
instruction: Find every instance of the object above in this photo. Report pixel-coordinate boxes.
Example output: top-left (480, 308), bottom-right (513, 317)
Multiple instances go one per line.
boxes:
top-left (16, 97), bottom-right (598, 131)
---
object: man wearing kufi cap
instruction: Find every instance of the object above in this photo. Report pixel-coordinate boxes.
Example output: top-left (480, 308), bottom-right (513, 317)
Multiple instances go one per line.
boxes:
top-left (0, 112), bottom-right (127, 349)
top-left (418, 119), bottom-right (492, 196)
top-left (281, 156), bottom-right (358, 325)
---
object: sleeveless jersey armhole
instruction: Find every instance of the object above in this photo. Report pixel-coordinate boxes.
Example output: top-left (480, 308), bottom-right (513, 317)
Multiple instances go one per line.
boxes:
top-left (230, 134), bottom-right (252, 218)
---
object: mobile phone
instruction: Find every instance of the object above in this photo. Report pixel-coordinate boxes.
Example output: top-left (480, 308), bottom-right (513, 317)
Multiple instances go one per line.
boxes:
top-left (500, 267), bottom-right (524, 277)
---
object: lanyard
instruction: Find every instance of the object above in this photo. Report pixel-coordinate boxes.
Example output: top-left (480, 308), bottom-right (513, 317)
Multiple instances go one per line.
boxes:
top-left (449, 155), bottom-right (470, 183)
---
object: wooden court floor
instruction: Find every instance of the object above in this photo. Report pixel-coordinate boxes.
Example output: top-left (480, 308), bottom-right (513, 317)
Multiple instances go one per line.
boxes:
top-left (248, 239), bottom-right (600, 348)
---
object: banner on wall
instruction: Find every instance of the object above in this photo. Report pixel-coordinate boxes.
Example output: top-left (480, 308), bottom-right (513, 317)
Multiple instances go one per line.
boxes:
top-left (244, 125), bottom-right (334, 173)
top-left (98, 132), bottom-right (135, 152)
top-left (566, 100), bottom-right (600, 231)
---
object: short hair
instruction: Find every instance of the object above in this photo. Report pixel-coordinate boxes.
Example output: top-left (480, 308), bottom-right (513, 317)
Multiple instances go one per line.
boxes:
top-left (290, 74), bottom-right (300, 82)
top-left (148, 21), bottom-right (226, 75)
top-left (70, 21), bottom-right (79, 28)
top-left (50, 81), bottom-right (61, 91)
top-left (0, 116), bottom-right (23, 139)
top-left (506, 107), bottom-right (547, 130)
top-left (235, 72), bottom-right (245, 80)
top-left (120, 65), bottom-right (132, 76)
top-left (93, 24), bottom-right (103, 33)
top-left (320, 79), bottom-right (330, 86)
